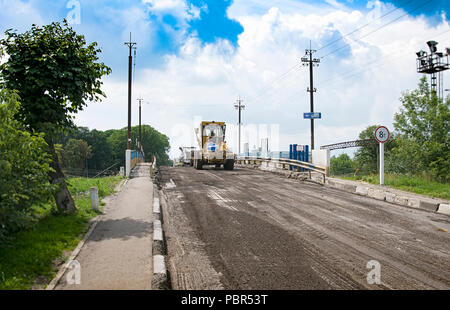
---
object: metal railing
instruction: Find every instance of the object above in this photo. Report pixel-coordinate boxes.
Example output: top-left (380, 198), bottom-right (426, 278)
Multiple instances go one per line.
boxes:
top-left (236, 156), bottom-right (329, 182)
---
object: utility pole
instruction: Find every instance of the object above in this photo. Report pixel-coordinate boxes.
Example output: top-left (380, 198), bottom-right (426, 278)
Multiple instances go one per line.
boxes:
top-left (234, 97), bottom-right (245, 155)
top-left (301, 42), bottom-right (320, 150)
top-left (124, 33), bottom-right (136, 150)
top-left (137, 97), bottom-right (143, 149)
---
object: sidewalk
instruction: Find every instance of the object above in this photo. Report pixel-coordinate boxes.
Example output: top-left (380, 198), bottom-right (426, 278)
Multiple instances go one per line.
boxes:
top-left (55, 163), bottom-right (154, 290)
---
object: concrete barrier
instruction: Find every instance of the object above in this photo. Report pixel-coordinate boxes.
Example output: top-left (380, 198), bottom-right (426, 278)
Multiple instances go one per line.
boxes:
top-left (437, 204), bottom-right (450, 215)
top-left (368, 188), bottom-right (386, 201)
top-left (312, 149), bottom-right (330, 176)
top-left (325, 178), bottom-right (444, 214)
top-left (355, 186), bottom-right (369, 196)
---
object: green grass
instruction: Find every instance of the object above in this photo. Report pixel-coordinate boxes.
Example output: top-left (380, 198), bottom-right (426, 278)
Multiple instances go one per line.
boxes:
top-left (0, 175), bottom-right (122, 290)
top-left (339, 173), bottom-right (450, 200)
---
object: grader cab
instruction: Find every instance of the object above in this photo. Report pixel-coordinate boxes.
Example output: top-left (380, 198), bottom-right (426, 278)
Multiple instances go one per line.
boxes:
top-left (193, 121), bottom-right (235, 170)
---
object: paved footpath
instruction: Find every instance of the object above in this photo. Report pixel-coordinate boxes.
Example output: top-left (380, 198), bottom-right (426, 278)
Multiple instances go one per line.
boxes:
top-left (56, 163), bottom-right (154, 290)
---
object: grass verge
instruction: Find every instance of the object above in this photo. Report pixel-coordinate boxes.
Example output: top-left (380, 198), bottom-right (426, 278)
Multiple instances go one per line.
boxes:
top-left (339, 173), bottom-right (450, 200)
top-left (0, 175), bottom-right (122, 290)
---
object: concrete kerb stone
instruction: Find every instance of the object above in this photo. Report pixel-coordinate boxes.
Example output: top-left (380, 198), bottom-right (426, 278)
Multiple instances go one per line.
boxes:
top-left (325, 178), bottom-right (443, 214)
top-left (355, 186), bottom-right (369, 196)
top-left (151, 184), bottom-right (169, 290)
top-left (385, 192), bottom-right (395, 203)
top-left (437, 204), bottom-right (450, 215)
top-left (240, 163), bottom-right (447, 215)
top-left (368, 188), bottom-right (386, 201)
top-left (419, 200), bottom-right (439, 212)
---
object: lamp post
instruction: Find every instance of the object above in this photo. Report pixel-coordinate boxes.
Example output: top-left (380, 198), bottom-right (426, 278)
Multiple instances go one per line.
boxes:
top-left (416, 41), bottom-right (450, 101)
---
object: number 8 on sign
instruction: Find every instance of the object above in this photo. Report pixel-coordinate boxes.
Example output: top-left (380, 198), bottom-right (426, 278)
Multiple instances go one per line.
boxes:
top-left (374, 126), bottom-right (390, 143)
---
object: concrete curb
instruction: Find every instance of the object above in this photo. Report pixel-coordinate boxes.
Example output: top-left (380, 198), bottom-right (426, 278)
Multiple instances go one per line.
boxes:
top-left (237, 164), bottom-right (449, 216)
top-left (151, 184), bottom-right (170, 290)
top-left (326, 178), bottom-right (448, 215)
top-left (437, 203), bottom-right (450, 215)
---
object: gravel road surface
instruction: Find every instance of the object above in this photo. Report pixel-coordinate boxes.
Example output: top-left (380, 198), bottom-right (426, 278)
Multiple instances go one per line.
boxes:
top-left (159, 166), bottom-right (450, 290)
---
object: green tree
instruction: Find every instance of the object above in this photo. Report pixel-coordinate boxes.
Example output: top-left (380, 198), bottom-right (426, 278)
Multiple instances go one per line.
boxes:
top-left (63, 138), bottom-right (92, 170)
top-left (354, 125), bottom-right (396, 174)
top-left (0, 21), bottom-right (111, 212)
top-left (330, 153), bottom-right (355, 175)
top-left (354, 125), bottom-right (380, 174)
top-left (0, 89), bottom-right (52, 243)
top-left (393, 77), bottom-right (450, 181)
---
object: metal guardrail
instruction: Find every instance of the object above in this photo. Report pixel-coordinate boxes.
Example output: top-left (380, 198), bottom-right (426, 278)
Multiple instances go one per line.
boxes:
top-left (236, 156), bottom-right (329, 182)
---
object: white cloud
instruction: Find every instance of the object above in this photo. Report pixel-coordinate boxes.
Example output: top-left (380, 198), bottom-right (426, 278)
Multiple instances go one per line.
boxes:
top-left (142, 0), bottom-right (202, 22)
top-left (0, 0), bottom-right (44, 32)
top-left (69, 1), bottom-right (450, 158)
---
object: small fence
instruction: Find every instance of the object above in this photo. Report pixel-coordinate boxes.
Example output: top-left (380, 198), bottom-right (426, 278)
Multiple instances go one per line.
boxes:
top-left (63, 164), bottom-right (119, 178)
top-left (236, 156), bottom-right (329, 183)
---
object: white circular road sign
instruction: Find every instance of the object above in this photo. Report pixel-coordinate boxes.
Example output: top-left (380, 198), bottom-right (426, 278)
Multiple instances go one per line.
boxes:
top-left (374, 126), bottom-right (390, 143)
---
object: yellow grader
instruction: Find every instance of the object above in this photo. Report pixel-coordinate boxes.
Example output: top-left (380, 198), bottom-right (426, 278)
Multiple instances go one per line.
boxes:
top-left (193, 121), bottom-right (235, 170)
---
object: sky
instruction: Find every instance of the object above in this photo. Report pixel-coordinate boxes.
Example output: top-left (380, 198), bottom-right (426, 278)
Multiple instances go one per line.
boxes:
top-left (1, 0), bottom-right (449, 159)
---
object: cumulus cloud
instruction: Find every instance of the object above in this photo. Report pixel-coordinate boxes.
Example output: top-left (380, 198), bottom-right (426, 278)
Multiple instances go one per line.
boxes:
top-left (0, 0), bottom-right (45, 32)
top-left (105, 1), bottom-right (448, 158)
top-left (2, 1), bottom-right (447, 159)
top-left (143, 0), bottom-right (200, 19)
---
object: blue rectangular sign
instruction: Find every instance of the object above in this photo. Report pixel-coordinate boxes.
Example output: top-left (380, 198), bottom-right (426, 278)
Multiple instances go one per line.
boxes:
top-left (303, 112), bottom-right (321, 119)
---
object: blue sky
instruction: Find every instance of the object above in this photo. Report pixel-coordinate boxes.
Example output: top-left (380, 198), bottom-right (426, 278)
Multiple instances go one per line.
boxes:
top-left (1, 0), bottom-right (449, 157)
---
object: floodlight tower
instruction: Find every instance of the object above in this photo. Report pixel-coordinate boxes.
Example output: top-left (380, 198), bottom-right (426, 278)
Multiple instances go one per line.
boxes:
top-left (416, 41), bottom-right (450, 101)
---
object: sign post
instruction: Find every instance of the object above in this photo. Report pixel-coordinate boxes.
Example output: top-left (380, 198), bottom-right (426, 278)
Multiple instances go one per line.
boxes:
top-left (374, 126), bottom-right (390, 185)
top-left (303, 112), bottom-right (322, 119)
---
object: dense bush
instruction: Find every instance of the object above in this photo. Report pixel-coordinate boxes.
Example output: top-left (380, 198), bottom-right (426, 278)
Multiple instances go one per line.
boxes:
top-left (0, 90), bottom-right (53, 244)
top-left (330, 154), bottom-right (355, 176)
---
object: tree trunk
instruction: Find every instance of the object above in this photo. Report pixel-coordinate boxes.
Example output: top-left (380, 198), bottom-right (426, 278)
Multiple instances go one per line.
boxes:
top-left (46, 136), bottom-right (77, 213)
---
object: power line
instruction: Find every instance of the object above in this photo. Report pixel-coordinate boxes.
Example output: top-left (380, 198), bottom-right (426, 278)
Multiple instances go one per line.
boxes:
top-left (246, 62), bottom-right (303, 104)
top-left (317, 28), bottom-right (450, 88)
top-left (318, 0), bottom-right (416, 52)
top-left (319, 0), bottom-right (434, 59)
top-left (246, 0), bottom-right (424, 106)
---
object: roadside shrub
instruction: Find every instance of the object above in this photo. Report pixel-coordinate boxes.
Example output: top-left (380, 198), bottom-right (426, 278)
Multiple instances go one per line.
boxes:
top-left (0, 89), bottom-right (53, 245)
top-left (330, 153), bottom-right (355, 176)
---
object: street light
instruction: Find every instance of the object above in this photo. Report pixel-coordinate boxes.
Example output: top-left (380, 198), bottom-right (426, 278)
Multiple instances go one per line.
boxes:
top-left (416, 40), bottom-right (450, 100)
top-left (416, 50), bottom-right (427, 58)
top-left (427, 40), bottom-right (438, 53)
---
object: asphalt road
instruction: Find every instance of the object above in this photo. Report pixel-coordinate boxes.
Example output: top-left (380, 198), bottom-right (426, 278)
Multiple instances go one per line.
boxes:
top-left (159, 166), bottom-right (450, 290)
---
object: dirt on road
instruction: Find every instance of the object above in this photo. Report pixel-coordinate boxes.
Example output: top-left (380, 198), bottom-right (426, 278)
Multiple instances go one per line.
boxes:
top-left (159, 166), bottom-right (450, 290)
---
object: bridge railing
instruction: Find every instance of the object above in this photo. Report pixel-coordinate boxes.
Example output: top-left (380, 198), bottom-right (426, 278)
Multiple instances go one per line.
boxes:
top-left (235, 156), bottom-right (328, 182)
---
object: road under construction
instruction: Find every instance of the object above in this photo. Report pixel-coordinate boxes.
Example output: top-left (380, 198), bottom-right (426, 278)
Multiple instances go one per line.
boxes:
top-left (157, 165), bottom-right (450, 290)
